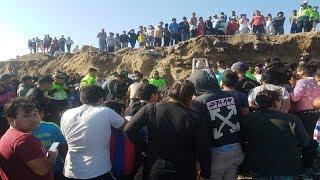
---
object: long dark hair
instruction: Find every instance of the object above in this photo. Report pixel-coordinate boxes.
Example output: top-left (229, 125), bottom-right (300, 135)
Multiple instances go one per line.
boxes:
top-left (256, 90), bottom-right (281, 110)
top-left (167, 79), bottom-right (195, 106)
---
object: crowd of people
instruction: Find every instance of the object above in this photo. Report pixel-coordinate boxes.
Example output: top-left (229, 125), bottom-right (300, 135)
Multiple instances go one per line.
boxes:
top-left (0, 54), bottom-right (320, 180)
top-left (96, 2), bottom-right (319, 53)
top-left (28, 35), bottom-right (79, 56)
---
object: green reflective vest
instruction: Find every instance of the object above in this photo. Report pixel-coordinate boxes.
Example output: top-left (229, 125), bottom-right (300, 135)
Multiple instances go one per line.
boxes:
top-left (49, 82), bottom-right (68, 100)
top-left (297, 8), bottom-right (312, 21)
top-left (80, 74), bottom-right (96, 88)
top-left (245, 71), bottom-right (257, 81)
top-left (310, 10), bottom-right (320, 21)
top-left (148, 77), bottom-right (166, 91)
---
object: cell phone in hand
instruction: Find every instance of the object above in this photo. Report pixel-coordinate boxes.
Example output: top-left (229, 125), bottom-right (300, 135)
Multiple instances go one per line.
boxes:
top-left (49, 142), bottom-right (60, 152)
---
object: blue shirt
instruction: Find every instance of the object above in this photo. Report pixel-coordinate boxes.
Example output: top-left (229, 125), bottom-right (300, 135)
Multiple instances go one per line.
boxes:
top-left (169, 22), bottom-right (179, 34)
top-left (32, 121), bottom-right (67, 174)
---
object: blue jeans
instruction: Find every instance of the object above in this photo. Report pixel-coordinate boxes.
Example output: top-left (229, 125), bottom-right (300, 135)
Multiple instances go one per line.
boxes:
top-left (291, 23), bottom-right (299, 33)
top-left (130, 40), bottom-right (136, 48)
top-left (147, 36), bottom-right (154, 47)
top-left (99, 41), bottom-right (106, 52)
top-left (181, 32), bottom-right (190, 41)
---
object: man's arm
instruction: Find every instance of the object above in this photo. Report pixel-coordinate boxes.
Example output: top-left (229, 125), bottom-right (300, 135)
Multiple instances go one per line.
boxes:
top-left (282, 98), bottom-right (291, 113)
top-left (109, 108), bottom-right (128, 131)
top-left (16, 135), bottom-right (58, 176)
top-left (124, 105), bottom-right (149, 149)
top-left (26, 151), bottom-right (57, 176)
top-left (194, 103), bottom-right (212, 179)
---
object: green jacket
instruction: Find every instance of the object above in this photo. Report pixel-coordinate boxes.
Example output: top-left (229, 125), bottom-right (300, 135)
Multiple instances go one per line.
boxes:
top-left (80, 74), bottom-right (96, 88)
top-left (148, 77), bottom-right (166, 91)
top-left (49, 82), bottom-right (68, 100)
top-left (245, 71), bottom-right (257, 81)
top-left (297, 8), bottom-right (312, 21)
top-left (310, 10), bottom-right (320, 21)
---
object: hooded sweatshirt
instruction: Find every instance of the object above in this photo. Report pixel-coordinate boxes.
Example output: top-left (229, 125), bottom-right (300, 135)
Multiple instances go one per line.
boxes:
top-left (190, 69), bottom-right (242, 148)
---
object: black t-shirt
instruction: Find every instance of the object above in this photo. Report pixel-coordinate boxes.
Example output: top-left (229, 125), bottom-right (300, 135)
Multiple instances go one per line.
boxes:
top-left (124, 101), bottom-right (147, 117)
top-left (235, 77), bottom-right (259, 94)
top-left (273, 17), bottom-right (286, 27)
top-left (194, 90), bottom-right (242, 148)
top-left (224, 90), bottom-right (248, 109)
top-left (178, 22), bottom-right (190, 33)
top-left (124, 102), bottom-right (211, 178)
top-left (242, 110), bottom-right (309, 176)
top-left (128, 32), bottom-right (137, 41)
top-left (119, 34), bottom-right (130, 43)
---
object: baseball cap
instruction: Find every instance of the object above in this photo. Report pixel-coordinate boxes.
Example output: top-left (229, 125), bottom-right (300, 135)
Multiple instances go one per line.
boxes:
top-left (231, 62), bottom-right (249, 72)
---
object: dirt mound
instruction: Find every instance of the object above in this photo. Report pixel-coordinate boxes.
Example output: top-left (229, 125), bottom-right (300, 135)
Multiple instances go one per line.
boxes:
top-left (1, 32), bottom-right (320, 84)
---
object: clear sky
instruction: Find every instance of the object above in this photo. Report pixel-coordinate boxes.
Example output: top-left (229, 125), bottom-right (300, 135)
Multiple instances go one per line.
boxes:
top-left (0, 0), bottom-right (318, 61)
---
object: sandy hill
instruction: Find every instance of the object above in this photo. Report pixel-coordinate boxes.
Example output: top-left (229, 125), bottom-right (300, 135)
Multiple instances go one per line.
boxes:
top-left (1, 32), bottom-right (319, 83)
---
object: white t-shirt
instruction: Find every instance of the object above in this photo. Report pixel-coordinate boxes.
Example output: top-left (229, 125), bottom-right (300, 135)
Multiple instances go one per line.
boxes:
top-left (61, 105), bottom-right (124, 179)
top-left (248, 84), bottom-right (290, 108)
top-left (128, 82), bottom-right (143, 99)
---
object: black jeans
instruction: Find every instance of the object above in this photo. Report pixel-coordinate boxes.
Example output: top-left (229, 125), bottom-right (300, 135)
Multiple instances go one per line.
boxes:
top-left (190, 30), bottom-right (197, 38)
top-left (297, 20), bottom-right (310, 32)
top-left (252, 25), bottom-right (265, 34)
top-left (163, 37), bottom-right (170, 46)
top-left (296, 109), bottom-right (320, 169)
top-left (67, 44), bottom-right (71, 53)
top-left (170, 33), bottom-right (179, 46)
top-left (108, 46), bottom-right (115, 53)
top-left (291, 23), bottom-right (299, 33)
top-left (154, 38), bottom-right (162, 47)
top-left (274, 26), bottom-right (284, 35)
top-left (65, 172), bottom-right (116, 180)
top-left (148, 159), bottom-right (196, 180)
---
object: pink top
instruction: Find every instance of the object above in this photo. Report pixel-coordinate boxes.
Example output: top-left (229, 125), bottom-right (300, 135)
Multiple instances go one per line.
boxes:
top-left (291, 77), bottom-right (320, 112)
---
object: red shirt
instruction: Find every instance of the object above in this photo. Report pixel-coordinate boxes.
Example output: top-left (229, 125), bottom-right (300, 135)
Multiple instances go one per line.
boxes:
top-left (0, 128), bottom-right (53, 180)
top-left (251, 15), bottom-right (265, 26)
top-left (227, 22), bottom-right (240, 35)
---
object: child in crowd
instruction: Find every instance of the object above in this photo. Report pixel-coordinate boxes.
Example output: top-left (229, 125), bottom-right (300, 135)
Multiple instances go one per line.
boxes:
top-left (265, 14), bottom-right (274, 35)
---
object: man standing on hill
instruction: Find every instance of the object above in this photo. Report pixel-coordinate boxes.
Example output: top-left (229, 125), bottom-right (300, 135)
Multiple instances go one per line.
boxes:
top-left (189, 12), bottom-right (198, 38)
top-left (59, 35), bottom-right (66, 53)
top-left (66, 37), bottom-right (74, 53)
top-left (169, 18), bottom-right (179, 45)
top-left (297, 4), bottom-right (312, 32)
top-left (119, 31), bottom-right (130, 49)
top-left (127, 29), bottom-right (138, 48)
top-left (32, 38), bottom-right (37, 53)
top-left (273, 12), bottom-right (286, 35)
top-left (179, 17), bottom-right (190, 41)
top-left (310, 6), bottom-right (319, 31)
top-left (97, 29), bottom-right (107, 53)
top-left (154, 22), bottom-right (164, 47)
